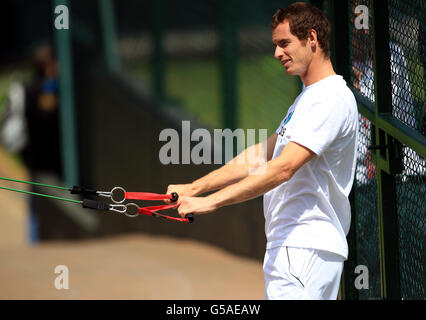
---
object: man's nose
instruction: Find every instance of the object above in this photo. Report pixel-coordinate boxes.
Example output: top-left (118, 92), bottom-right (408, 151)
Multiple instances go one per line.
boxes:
top-left (274, 46), bottom-right (283, 59)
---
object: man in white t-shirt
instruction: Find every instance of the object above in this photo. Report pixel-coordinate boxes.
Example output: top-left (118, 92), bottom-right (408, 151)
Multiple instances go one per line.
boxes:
top-left (166, 2), bottom-right (358, 300)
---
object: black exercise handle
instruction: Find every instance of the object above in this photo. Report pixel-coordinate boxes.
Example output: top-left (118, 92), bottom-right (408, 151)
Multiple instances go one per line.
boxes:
top-left (82, 198), bottom-right (110, 211)
top-left (171, 193), bottom-right (192, 222)
top-left (185, 213), bottom-right (194, 223)
top-left (70, 186), bottom-right (98, 195)
top-left (171, 192), bottom-right (179, 202)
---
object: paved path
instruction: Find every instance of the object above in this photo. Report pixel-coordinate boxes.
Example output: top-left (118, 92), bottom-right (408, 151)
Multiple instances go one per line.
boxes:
top-left (0, 235), bottom-right (264, 299)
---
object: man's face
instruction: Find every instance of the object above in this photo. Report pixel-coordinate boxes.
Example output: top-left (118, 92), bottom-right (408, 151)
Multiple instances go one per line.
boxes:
top-left (272, 20), bottom-right (312, 76)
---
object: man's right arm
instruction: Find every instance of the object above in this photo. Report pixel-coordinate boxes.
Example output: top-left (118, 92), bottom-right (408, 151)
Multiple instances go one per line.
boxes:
top-left (166, 133), bottom-right (278, 199)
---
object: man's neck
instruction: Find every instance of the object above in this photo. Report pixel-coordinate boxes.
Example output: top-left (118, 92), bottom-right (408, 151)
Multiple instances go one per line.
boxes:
top-left (300, 55), bottom-right (336, 87)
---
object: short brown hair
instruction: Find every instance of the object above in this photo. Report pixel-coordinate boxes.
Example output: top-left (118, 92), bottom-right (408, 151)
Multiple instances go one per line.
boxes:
top-left (270, 2), bottom-right (331, 57)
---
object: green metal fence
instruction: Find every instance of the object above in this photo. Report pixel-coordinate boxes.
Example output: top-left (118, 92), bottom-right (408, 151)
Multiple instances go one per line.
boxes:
top-left (330, 0), bottom-right (425, 300)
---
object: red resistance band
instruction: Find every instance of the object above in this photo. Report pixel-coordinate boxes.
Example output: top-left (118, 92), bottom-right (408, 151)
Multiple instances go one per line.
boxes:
top-left (137, 204), bottom-right (189, 222)
top-left (124, 192), bottom-right (177, 201)
top-left (125, 192), bottom-right (193, 223)
top-left (74, 186), bottom-right (193, 223)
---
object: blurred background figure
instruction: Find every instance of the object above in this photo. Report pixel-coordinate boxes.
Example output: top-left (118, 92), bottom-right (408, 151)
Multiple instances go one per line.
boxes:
top-left (22, 45), bottom-right (62, 179)
top-left (1, 44), bottom-right (62, 244)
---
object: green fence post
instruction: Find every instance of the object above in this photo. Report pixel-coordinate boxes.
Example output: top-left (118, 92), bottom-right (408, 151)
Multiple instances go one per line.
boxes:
top-left (327, 0), bottom-right (358, 300)
top-left (53, 0), bottom-right (79, 187)
top-left (150, 0), bottom-right (166, 103)
top-left (328, 0), bottom-right (351, 82)
top-left (98, 0), bottom-right (121, 72)
top-left (219, 0), bottom-right (238, 131)
top-left (371, 0), bottom-right (401, 300)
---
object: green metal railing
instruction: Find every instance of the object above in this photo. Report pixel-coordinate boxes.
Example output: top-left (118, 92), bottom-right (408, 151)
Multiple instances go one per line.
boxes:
top-left (329, 0), bottom-right (425, 300)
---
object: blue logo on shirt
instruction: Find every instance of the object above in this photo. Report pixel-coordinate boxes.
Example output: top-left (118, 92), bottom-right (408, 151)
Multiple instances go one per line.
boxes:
top-left (284, 111), bottom-right (294, 125)
top-left (278, 111), bottom-right (294, 137)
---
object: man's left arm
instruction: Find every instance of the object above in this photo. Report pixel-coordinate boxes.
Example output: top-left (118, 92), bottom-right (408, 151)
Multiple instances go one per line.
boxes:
top-left (177, 141), bottom-right (316, 217)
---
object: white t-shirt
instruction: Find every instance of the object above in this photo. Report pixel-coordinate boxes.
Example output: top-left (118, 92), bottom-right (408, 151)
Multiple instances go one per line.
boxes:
top-left (263, 75), bottom-right (358, 260)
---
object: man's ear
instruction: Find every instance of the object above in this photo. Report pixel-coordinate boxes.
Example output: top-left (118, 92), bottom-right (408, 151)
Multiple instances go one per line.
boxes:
top-left (307, 29), bottom-right (318, 48)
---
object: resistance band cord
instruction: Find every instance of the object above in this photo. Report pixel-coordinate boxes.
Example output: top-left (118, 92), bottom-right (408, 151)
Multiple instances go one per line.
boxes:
top-left (0, 177), bottom-right (194, 223)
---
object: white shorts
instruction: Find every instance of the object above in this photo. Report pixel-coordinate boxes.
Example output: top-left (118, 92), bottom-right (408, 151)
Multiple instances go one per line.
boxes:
top-left (263, 246), bottom-right (344, 300)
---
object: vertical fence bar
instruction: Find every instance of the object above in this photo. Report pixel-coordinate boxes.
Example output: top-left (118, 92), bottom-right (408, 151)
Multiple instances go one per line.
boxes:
top-left (53, 0), bottom-right (79, 187)
top-left (328, 0), bottom-right (351, 82)
top-left (327, 0), bottom-right (358, 300)
top-left (98, 0), bottom-right (121, 72)
top-left (219, 0), bottom-right (238, 131)
top-left (150, 0), bottom-right (166, 102)
top-left (375, 169), bottom-right (401, 299)
top-left (371, 0), bottom-right (401, 300)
